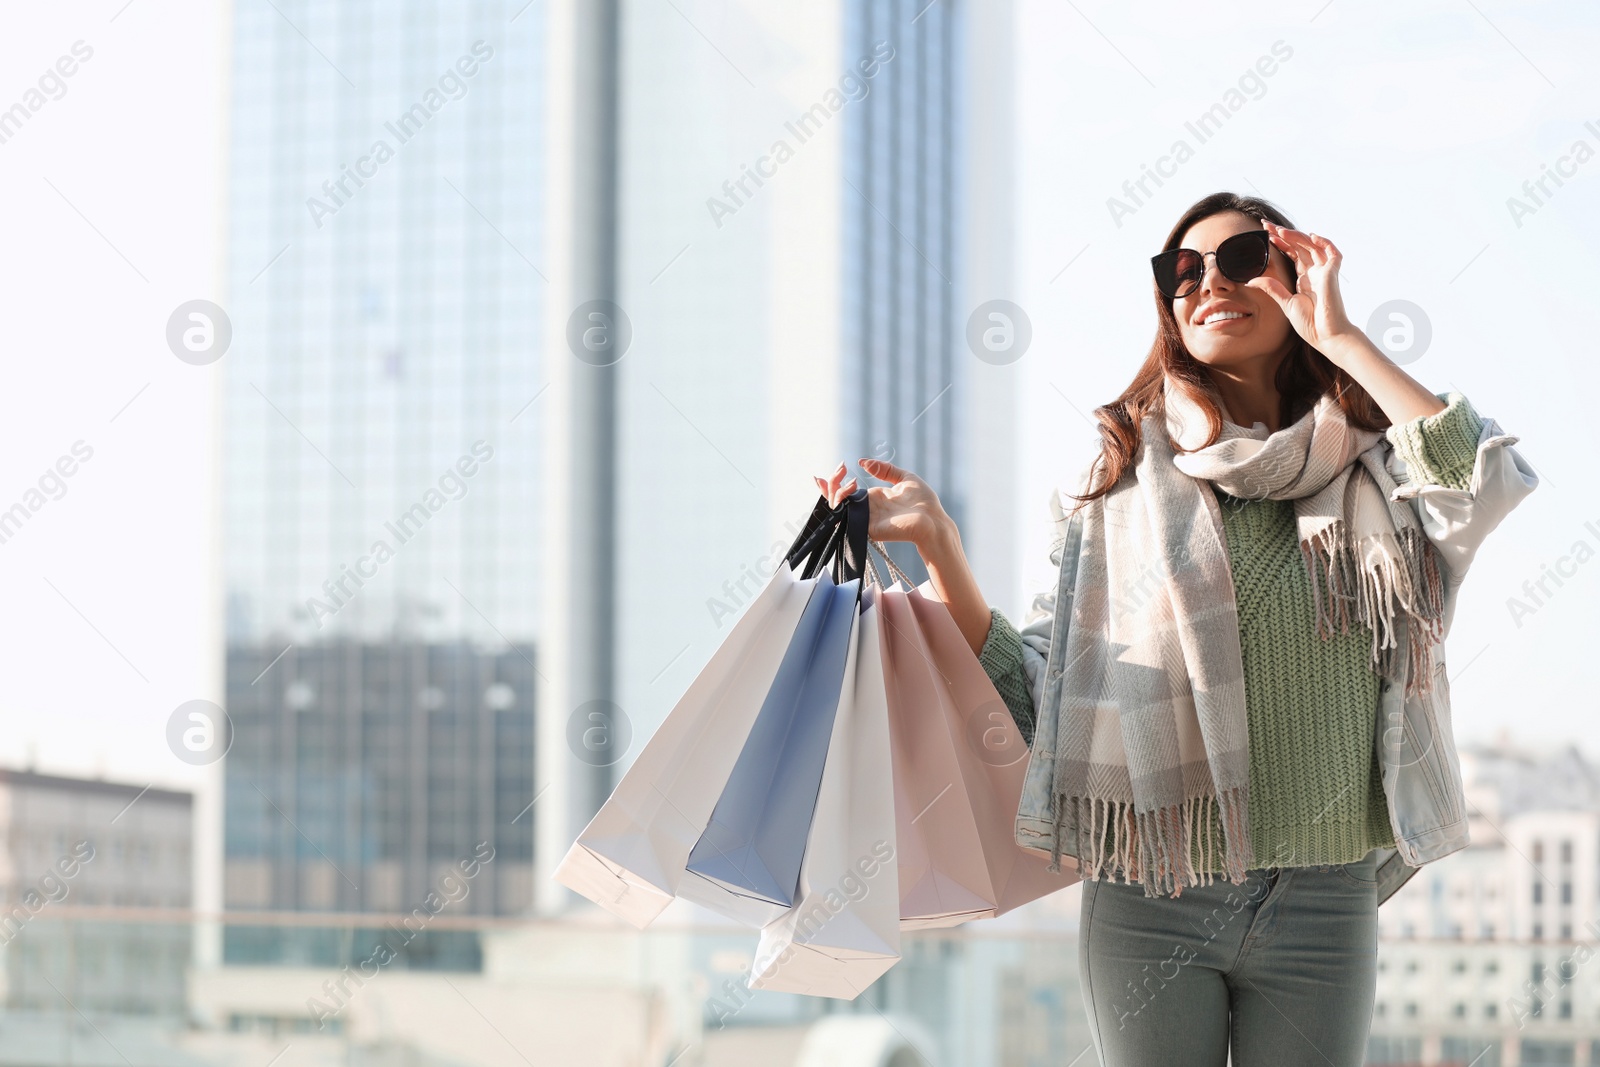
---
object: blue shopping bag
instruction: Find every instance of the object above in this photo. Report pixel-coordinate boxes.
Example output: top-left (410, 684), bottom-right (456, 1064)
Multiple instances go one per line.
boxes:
top-left (680, 488), bottom-right (869, 925)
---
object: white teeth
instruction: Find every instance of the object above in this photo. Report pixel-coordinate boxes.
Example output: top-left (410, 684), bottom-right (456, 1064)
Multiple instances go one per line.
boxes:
top-left (1203, 311), bottom-right (1247, 325)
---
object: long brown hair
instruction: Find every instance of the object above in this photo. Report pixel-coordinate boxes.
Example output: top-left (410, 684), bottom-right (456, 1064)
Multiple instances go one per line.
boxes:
top-left (1067, 192), bottom-right (1387, 513)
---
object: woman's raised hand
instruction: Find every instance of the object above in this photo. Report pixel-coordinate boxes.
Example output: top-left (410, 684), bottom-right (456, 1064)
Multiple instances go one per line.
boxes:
top-left (816, 458), bottom-right (990, 654)
top-left (1247, 219), bottom-right (1357, 353)
top-left (812, 458), bottom-right (953, 550)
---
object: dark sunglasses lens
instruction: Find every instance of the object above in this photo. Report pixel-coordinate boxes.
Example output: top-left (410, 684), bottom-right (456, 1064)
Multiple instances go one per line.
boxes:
top-left (1217, 230), bottom-right (1270, 283)
top-left (1154, 248), bottom-right (1203, 298)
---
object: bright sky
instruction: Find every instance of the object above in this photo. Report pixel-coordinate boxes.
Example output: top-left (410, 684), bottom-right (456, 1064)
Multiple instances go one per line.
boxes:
top-left (0, 0), bottom-right (229, 794)
top-left (0, 0), bottom-right (1595, 805)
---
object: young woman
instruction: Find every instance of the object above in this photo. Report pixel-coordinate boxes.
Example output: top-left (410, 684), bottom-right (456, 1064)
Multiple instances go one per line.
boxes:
top-left (814, 192), bottom-right (1536, 1065)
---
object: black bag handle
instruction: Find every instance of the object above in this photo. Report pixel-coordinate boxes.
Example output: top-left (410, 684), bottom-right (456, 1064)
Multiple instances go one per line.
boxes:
top-left (783, 487), bottom-right (870, 582)
top-left (834, 487), bottom-right (869, 583)
top-left (784, 495), bottom-right (838, 578)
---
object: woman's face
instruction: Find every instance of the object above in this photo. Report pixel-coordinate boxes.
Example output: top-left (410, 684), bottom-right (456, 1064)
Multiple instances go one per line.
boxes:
top-left (1170, 210), bottom-right (1297, 373)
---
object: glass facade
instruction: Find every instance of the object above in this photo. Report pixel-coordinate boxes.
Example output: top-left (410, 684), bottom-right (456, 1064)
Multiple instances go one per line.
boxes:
top-left (841, 0), bottom-right (964, 585)
top-left (222, 0), bottom-right (543, 966)
top-left (224, 0), bottom-right (542, 648)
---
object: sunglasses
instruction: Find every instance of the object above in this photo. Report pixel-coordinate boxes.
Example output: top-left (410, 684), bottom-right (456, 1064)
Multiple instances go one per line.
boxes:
top-left (1150, 228), bottom-right (1273, 300)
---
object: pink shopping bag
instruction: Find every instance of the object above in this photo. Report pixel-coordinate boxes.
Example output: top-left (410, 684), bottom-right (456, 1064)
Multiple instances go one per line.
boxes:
top-left (879, 581), bottom-right (1079, 928)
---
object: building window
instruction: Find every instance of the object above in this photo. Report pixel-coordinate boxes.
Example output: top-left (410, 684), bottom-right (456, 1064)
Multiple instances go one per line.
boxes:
top-left (1534, 923), bottom-right (1544, 940)
top-left (1561, 840), bottom-right (1572, 863)
top-left (1562, 882), bottom-right (1572, 904)
top-left (1452, 1002), bottom-right (1467, 1017)
top-left (1534, 882), bottom-right (1544, 904)
top-left (1404, 1002), bottom-right (1418, 1018)
top-left (1534, 840), bottom-right (1544, 863)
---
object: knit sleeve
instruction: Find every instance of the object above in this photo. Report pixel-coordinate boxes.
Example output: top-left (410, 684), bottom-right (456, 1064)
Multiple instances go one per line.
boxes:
top-left (979, 607), bottom-right (1036, 748)
top-left (1385, 391), bottom-right (1484, 491)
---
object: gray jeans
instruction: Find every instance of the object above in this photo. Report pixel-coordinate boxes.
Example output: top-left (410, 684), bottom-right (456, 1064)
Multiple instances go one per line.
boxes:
top-left (1078, 850), bottom-right (1379, 1066)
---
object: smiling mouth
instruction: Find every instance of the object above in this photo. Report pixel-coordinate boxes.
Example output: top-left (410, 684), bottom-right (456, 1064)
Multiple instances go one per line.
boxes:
top-left (1200, 311), bottom-right (1251, 327)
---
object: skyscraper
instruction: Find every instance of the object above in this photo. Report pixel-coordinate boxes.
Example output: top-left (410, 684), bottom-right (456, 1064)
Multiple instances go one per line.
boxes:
top-left (535, 0), bottom-right (1019, 921)
top-left (841, 0), bottom-right (967, 586)
top-left (222, 0), bottom-right (544, 964)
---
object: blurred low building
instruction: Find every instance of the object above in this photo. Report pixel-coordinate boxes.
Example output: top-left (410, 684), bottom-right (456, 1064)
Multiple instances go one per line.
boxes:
top-left (182, 917), bottom-right (1090, 1067)
top-left (0, 768), bottom-right (191, 1018)
top-left (1370, 742), bottom-right (1600, 1065)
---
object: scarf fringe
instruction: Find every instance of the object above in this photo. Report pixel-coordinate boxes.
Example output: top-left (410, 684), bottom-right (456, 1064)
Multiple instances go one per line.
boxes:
top-left (1299, 521), bottom-right (1446, 697)
top-left (1049, 787), bottom-right (1254, 897)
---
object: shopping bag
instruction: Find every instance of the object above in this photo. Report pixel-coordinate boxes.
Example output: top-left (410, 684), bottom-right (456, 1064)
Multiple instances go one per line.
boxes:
top-left (553, 557), bottom-right (817, 927)
top-left (880, 578), bottom-right (1079, 928)
top-left (555, 490), bottom-right (872, 928)
top-left (750, 585), bottom-right (899, 998)
top-left (678, 572), bottom-right (860, 925)
top-left (679, 489), bottom-right (873, 927)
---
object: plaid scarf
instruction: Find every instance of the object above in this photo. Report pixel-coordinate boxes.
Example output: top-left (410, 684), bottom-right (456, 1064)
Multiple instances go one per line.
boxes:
top-left (1049, 377), bottom-right (1445, 896)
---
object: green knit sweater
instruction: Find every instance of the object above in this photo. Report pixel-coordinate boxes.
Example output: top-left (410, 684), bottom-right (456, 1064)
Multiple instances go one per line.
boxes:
top-left (979, 391), bottom-right (1484, 871)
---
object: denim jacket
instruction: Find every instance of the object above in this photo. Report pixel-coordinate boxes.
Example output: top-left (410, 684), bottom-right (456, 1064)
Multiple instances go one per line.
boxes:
top-left (1013, 412), bottom-right (1539, 905)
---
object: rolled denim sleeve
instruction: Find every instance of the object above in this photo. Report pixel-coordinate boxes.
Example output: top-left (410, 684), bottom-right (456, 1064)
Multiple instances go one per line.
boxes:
top-left (1385, 391), bottom-right (1484, 491)
top-left (979, 608), bottom-right (1036, 747)
top-left (1381, 394), bottom-right (1538, 597)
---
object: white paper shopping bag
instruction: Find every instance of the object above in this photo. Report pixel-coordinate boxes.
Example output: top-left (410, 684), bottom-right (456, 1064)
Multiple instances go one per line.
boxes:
top-left (554, 560), bottom-right (817, 927)
top-left (750, 587), bottom-right (900, 998)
